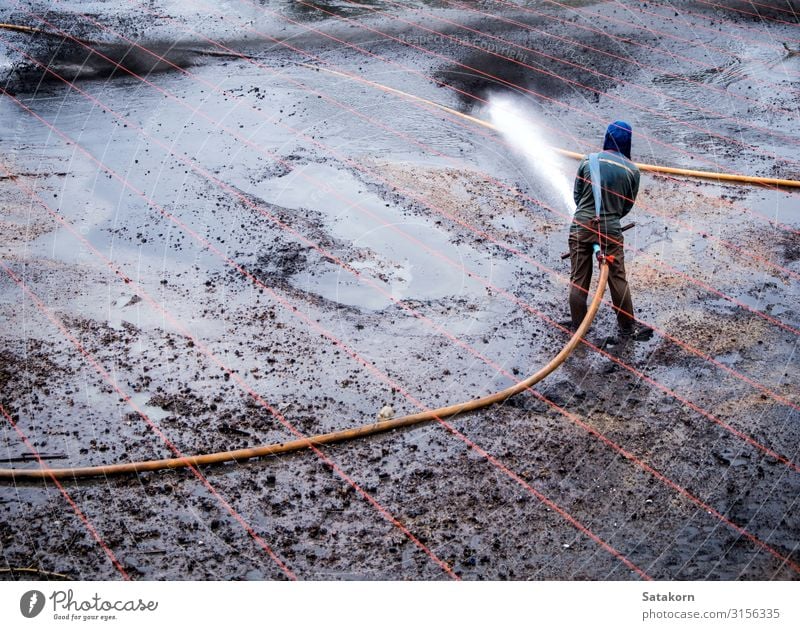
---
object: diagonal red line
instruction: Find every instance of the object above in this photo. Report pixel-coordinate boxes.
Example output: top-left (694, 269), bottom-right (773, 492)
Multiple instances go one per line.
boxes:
top-left (0, 402), bottom-right (130, 579)
top-left (0, 265), bottom-right (297, 580)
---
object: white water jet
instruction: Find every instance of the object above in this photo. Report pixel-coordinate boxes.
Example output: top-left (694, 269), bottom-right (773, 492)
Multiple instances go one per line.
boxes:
top-left (487, 94), bottom-right (575, 216)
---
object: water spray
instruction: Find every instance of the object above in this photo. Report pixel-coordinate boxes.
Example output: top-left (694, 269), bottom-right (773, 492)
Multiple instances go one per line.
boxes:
top-left (486, 94), bottom-right (575, 215)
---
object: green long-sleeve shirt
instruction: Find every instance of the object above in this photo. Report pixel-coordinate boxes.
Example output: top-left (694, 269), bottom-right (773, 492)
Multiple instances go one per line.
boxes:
top-left (572, 150), bottom-right (640, 236)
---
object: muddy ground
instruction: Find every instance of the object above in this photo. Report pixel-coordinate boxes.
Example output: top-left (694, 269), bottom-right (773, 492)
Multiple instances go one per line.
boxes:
top-left (0, 1), bottom-right (798, 580)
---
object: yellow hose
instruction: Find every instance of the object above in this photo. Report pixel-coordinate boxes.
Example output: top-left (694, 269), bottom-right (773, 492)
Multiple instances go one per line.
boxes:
top-left (0, 23), bottom-right (52, 36)
top-left (0, 22), bottom-right (99, 44)
top-left (300, 63), bottom-right (800, 189)
top-left (0, 265), bottom-right (609, 480)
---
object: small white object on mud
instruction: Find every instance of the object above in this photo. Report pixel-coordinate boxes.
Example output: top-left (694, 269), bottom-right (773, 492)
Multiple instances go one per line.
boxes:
top-left (377, 405), bottom-right (394, 421)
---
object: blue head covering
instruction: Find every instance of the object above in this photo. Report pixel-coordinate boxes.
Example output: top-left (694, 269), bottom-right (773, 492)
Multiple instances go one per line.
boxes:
top-left (603, 120), bottom-right (632, 159)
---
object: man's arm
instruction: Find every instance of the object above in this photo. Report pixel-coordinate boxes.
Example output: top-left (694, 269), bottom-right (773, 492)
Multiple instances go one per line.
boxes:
top-left (573, 159), bottom-right (588, 206)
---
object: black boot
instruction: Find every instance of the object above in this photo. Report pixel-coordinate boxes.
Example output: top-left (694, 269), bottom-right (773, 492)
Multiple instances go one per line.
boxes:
top-left (619, 323), bottom-right (654, 341)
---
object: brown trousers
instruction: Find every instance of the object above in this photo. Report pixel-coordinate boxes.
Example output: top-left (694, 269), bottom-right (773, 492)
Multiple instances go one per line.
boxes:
top-left (568, 228), bottom-right (635, 331)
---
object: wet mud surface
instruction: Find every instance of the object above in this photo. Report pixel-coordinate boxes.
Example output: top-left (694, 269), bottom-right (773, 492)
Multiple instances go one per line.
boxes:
top-left (0, 1), bottom-right (798, 580)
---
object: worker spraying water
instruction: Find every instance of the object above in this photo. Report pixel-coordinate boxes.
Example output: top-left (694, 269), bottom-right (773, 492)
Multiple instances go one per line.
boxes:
top-left (488, 94), bottom-right (651, 342)
top-left (569, 120), bottom-right (651, 342)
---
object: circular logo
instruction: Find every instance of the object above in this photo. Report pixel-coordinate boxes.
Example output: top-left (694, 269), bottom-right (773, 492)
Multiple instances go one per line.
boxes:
top-left (20, 590), bottom-right (46, 618)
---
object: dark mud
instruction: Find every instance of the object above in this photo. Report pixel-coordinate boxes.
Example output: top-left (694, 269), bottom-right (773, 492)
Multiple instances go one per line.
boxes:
top-left (0, 1), bottom-right (798, 580)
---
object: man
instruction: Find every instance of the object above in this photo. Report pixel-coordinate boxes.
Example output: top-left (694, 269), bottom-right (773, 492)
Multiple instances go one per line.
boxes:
top-left (567, 120), bottom-right (650, 340)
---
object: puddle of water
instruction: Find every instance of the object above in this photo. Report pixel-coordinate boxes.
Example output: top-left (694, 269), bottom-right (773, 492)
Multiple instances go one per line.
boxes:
top-left (252, 162), bottom-right (510, 309)
top-left (129, 391), bottom-right (172, 423)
